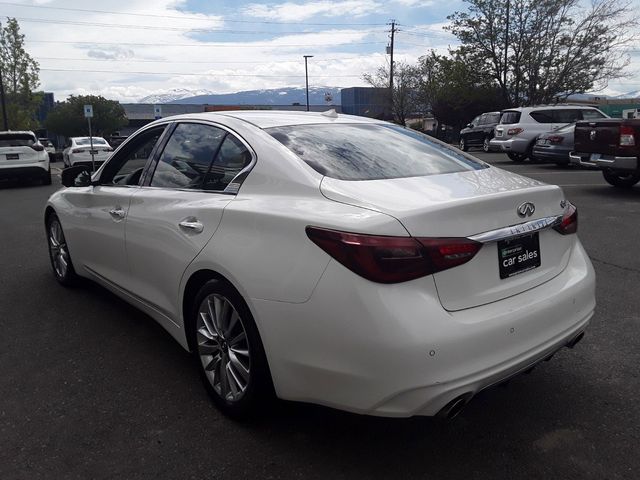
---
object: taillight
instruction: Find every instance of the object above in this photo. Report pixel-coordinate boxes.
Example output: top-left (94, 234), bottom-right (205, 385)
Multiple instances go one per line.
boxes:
top-left (553, 202), bottom-right (578, 235)
top-left (31, 143), bottom-right (44, 151)
top-left (508, 128), bottom-right (523, 135)
top-left (105, 147), bottom-right (114, 152)
top-left (306, 226), bottom-right (482, 283)
top-left (548, 135), bottom-right (563, 144)
top-left (620, 125), bottom-right (635, 146)
top-left (71, 148), bottom-right (85, 154)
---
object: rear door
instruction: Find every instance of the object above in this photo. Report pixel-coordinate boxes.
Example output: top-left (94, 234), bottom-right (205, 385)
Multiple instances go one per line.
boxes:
top-left (125, 122), bottom-right (254, 320)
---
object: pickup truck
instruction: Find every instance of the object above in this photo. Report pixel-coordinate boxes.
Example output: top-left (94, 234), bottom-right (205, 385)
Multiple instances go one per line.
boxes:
top-left (569, 119), bottom-right (640, 188)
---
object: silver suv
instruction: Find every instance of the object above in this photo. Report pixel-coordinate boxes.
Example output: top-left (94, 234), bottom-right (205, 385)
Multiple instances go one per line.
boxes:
top-left (489, 105), bottom-right (608, 162)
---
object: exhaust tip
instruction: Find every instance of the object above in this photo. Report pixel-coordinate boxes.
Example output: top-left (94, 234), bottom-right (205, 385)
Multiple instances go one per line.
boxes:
top-left (567, 331), bottom-right (585, 349)
top-left (436, 393), bottom-right (473, 420)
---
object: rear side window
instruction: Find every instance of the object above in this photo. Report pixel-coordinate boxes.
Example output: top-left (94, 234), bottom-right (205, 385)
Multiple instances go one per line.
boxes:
top-left (150, 123), bottom-right (226, 189)
top-left (581, 109), bottom-right (607, 120)
top-left (0, 133), bottom-right (36, 147)
top-left (530, 110), bottom-right (555, 123)
top-left (500, 111), bottom-right (521, 124)
top-left (268, 124), bottom-right (487, 181)
top-left (202, 135), bottom-right (253, 191)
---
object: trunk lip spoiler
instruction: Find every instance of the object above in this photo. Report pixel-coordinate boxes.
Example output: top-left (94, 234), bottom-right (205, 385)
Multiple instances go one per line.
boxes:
top-left (469, 215), bottom-right (562, 243)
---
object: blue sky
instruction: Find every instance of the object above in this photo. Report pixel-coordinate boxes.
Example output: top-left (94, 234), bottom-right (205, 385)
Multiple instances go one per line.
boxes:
top-left (3, 0), bottom-right (638, 102)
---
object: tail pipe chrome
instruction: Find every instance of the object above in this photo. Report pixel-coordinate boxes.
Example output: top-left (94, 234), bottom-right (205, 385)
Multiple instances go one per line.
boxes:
top-left (566, 331), bottom-right (585, 349)
top-left (436, 393), bottom-right (473, 420)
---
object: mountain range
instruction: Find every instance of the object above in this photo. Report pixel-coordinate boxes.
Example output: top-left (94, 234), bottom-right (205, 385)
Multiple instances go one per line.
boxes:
top-left (138, 86), bottom-right (343, 105)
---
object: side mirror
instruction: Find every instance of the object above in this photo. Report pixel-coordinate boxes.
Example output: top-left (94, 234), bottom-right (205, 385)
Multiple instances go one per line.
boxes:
top-left (61, 165), bottom-right (93, 187)
top-left (467, 123), bottom-right (473, 128)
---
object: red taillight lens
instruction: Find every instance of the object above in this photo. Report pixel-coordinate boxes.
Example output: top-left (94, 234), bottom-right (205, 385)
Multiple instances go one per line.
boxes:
top-left (620, 125), bottom-right (635, 146)
top-left (31, 143), bottom-right (45, 151)
top-left (548, 135), bottom-right (563, 144)
top-left (306, 226), bottom-right (482, 283)
top-left (553, 202), bottom-right (578, 235)
top-left (508, 127), bottom-right (524, 135)
top-left (71, 148), bottom-right (85, 154)
top-left (105, 147), bottom-right (114, 152)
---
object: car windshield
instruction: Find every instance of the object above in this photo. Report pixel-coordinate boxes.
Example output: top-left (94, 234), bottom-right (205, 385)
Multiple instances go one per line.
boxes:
top-left (268, 124), bottom-right (487, 181)
top-left (0, 134), bottom-right (36, 147)
top-left (75, 137), bottom-right (108, 146)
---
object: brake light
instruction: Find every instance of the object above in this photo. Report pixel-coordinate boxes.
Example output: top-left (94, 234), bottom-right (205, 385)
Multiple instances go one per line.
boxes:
top-left (105, 147), bottom-right (114, 152)
top-left (508, 128), bottom-right (524, 135)
top-left (31, 143), bottom-right (44, 151)
top-left (620, 125), bottom-right (635, 146)
top-left (306, 226), bottom-right (482, 283)
top-left (71, 148), bottom-right (85, 154)
top-left (553, 203), bottom-right (578, 235)
top-left (548, 135), bottom-right (563, 144)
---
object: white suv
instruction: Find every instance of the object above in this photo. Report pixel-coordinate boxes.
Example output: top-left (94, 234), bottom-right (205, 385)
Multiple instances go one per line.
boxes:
top-left (0, 131), bottom-right (51, 184)
top-left (490, 105), bottom-right (608, 162)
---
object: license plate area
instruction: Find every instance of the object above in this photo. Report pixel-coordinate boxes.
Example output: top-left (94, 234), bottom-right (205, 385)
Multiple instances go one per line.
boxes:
top-left (498, 233), bottom-right (541, 279)
top-left (6, 153), bottom-right (19, 160)
top-left (89, 150), bottom-right (99, 155)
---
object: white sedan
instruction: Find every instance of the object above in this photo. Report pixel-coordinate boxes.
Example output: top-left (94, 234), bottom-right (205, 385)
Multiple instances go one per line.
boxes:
top-left (62, 136), bottom-right (113, 169)
top-left (45, 111), bottom-right (595, 418)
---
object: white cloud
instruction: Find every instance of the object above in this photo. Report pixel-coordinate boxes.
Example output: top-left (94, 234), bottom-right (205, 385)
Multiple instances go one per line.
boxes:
top-left (243, 1), bottom-right (384, 21)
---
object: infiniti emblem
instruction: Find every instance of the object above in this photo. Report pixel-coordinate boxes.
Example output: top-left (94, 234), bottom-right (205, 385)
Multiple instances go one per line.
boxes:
top-left (590, 130), bottom-right (597, 141)
top-left (517, 202), bottom-right (535, 217)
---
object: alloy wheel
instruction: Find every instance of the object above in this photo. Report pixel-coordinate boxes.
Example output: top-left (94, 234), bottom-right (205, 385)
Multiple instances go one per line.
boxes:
top-left (49, 218), bottom-right (70, 279)
top-left (197, 294), bottom-right (251, 403)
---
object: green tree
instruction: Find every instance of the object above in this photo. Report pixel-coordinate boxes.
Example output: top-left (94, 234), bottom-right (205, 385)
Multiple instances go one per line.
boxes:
top-left (45, 95), bottom-right (128, 138)
top-left (447, 0), bottom-right (638, 106)
top-left (0, 17), bottom-right (41, 130)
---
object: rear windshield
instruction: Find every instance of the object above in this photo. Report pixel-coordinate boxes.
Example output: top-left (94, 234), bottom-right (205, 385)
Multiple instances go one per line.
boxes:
top-left (500, 111), bottom-right (521, 124)
top-left (268, 124), bottom-right (487, 181)
top-left (0, 133), bottom-right (36, 147)
top-left (75, 137), bottom-right (108, 146)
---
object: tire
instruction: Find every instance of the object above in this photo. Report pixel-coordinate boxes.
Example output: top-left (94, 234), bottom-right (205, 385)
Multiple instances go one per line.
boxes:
top-left (191, 279), bottom-right (274, 419)
top-left (459, 137), bottom-right (468, 152)
top-left (507, 152), bottom-right (527, 162)
top-left (602, 169), bottom-right (640, 188)
top-left (46, 213), bottom-right (79, 286)
top-left (42, 168), bottom-right (52, 185)
top-left (482, 136), bottom-right (491, 153)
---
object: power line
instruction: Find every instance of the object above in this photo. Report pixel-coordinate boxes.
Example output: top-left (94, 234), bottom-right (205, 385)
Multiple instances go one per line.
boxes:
top-left (38, 67), bottom-right (364, 78)
top-left (27, 40), bottom-right (386, 48)
top-left (0, 2), bottom-right (386, 26)
top-left (34, 56), bottom-right (370, 64)
top-left (8, 16), bottom-right (385, 35)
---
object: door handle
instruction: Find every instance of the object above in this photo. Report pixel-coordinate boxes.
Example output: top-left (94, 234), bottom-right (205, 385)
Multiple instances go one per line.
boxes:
top-left (108, 207), bottom-right (125, 220)
top-left (178, 219), bottom-right (204, 234)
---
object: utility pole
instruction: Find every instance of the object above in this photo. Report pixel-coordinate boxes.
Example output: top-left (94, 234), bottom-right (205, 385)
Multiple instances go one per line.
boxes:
top-left (303, 55), bottom-right (313, 112)
top-left (0, 66), bottom-right (8, 130)
top-left (388, 20), bottom-right (396, 119)
top-left (503, 0), bottom-right (510, 103)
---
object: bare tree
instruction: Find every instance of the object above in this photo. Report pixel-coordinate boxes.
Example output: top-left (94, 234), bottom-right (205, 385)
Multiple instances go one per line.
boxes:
top-left (363, 61), bottom-right (422, 125)
top-left (447, 0), bottom-right (638, 106)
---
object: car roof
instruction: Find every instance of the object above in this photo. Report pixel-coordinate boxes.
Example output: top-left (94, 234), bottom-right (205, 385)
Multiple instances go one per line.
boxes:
top-left (159, 110), bottom-right (386, 129)
top-left (0, 130), bottom-right (36, 136)
top-left (503, 105), bottom-right (600, 113)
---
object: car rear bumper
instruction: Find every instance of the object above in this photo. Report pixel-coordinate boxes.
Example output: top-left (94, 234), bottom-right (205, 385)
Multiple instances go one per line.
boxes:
top-left (489, 136), bottom-right (530, 153)
top-left (569, 152), bottom-right (638, 171)
top-left (252, 239), bottom-right (595, 417)
top-left (532, 146), bottom-right (571, 163)
top-left (0, 164), bottom-right (49, 179)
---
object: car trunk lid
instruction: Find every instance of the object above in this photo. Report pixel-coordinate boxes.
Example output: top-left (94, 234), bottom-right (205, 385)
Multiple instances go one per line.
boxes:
top-left (320, 167), bottom-right (574, 311)
top-left (574, 119), bottom-right (621, 156)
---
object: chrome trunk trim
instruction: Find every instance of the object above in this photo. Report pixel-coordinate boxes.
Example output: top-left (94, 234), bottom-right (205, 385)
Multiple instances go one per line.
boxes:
top-left (469, 215), bottom-right (563, 243)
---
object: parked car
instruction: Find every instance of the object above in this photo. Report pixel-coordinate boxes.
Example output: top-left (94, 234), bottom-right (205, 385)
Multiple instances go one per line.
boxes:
top-left (459, 111), bottom-right (501, 152)
top-left (0, 130), bottom-right (51, 184)
top-left (62, 136), bottom-right (113, 168)
top-left (569, 118), bottom-right (640, 188)
top-left (490, 105), bottom-right (608, 162)
top-left (532, 123), bottom-right (575, 166)
top-left (38, 138), bottom-right (56, 161)
top-left (46, 111), bottom-right (595, 419)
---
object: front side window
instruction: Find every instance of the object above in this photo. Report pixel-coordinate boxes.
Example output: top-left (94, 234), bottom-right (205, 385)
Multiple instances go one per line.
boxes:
top-left (552, 109), bottom-right (582, 124)
top-left (102, 127), bottom-right (165, 186)
top-left (486, 113), bottom-right (501, 124)
top-left (268, 124), bottom-right (486, 181)
top-left (150, 123), bottom-right (226, 189)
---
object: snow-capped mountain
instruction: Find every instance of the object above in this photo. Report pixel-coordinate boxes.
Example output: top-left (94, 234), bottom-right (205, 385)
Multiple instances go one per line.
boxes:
top-left (137, 87), bottom-right (342, 105)
top-left (138, 88), bottom-right (216, 104)
top-left (616, 90), bottom-right (640, 99)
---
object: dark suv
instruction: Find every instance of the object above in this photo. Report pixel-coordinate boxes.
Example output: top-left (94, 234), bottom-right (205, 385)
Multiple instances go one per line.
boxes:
top-left (459, 111), bottom-right (501, 152)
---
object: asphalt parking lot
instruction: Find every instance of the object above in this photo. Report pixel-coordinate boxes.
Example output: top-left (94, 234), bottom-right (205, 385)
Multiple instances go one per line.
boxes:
top-left (1, 154), bottom-right (638, 480)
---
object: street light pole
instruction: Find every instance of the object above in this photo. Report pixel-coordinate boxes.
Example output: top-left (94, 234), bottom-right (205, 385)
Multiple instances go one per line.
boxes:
top-left (303, 55), bottom-right (313, 112)
top-left (0, 66), bottom-right (9, 130)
